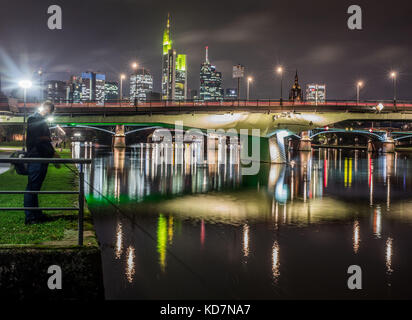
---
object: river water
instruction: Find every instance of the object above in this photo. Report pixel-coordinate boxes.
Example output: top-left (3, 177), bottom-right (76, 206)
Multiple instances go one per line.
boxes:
top-left (76, 143), bottom-right (412, 299)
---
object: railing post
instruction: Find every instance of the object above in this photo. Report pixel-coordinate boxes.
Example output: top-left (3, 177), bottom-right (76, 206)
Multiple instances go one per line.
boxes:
top-left (78, 164), bottom-right (84, 246)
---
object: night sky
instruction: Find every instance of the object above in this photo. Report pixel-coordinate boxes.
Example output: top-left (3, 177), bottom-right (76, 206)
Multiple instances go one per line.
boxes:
top-left (1, 0), bottom-right (412, 100)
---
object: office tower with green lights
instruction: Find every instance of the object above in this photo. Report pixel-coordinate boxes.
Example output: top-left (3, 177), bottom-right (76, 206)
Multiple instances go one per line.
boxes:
top-left (161, 13), bottom-right (187, 101)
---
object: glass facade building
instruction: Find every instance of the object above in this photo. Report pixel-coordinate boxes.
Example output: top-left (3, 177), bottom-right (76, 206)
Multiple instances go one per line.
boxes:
top-left (44, 80), bottom-right (67, 103)
top-left (306, 84), bottom-right (326, 103)
top-left (199, 46), bottom-right (223, 101)
top-left (105, 81), bottom-right (119, 101)
top-left (130, 68), bottom-right (154, 102)
top-left (81, 71), bottom-right (106, 105)
top-left (161, 14), bottom-right (187, 101)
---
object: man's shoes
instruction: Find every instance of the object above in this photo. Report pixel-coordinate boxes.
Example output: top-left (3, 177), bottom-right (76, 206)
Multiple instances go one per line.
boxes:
top-left (24, 214), bottom-right (53, 225)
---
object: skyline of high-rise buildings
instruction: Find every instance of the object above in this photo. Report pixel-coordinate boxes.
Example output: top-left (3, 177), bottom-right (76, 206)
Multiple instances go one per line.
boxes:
top-left (9, 13), bottom-right (328, 103)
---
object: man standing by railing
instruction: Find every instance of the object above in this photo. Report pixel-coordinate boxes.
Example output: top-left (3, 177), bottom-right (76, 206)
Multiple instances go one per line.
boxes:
top-left (24, 100), bottom-right (60, 225)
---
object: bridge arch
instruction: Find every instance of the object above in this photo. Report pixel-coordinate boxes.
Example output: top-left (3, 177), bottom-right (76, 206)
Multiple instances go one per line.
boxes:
top-left (50, 124), bottom-right (116, 135)
top-left (309, 129), bottom-right (385, 141)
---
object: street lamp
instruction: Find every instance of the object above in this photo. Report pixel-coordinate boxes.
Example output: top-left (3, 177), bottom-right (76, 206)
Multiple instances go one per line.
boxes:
top-left (120, 74), bottom-right (126, 102)
top-left (19, 79), bottom-right (32, 151)
top-left (37, 70), bottom-right (44, 101)
top-left (276, 66), bottom-right (284, 106)
top-left (356, 81), bottom-right (363, 104)
top-left (247, 77), bottom-right (253, 101)
top-left (390, 71), bottom-right (397, 111)
top-left (131, 62), bottom-right (138, 106)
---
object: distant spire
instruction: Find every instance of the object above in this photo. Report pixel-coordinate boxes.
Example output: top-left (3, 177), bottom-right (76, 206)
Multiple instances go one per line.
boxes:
top-left (295, 69), bottom-right (299, 83)
top-left (167, 12), bottom-right (170, 28)
top-left (205, 46), bottom-right (209, 63)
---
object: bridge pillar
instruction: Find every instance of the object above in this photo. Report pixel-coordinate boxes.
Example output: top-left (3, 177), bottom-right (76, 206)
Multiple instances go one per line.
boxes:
top-left (367, 139), bottom-right (378, 153)
top-left (383, 137), bottom-right (395, 153)
top-left (113, 125), bottom-right (126, 148)
top-left (299, 131), bottom-right (312, 151)
top-left (242, 134), bottom-right (286, 164)
top-left (269, 134), bottom-right (287, 164)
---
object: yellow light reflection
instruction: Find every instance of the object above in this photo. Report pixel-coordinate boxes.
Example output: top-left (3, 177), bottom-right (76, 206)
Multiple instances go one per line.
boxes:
top-left (125, 246), bottom-right (135, 283)
top-left (386, 237), bottom-right (393, 274)
top-left (157, 214), bottom-right (168, 272)
top-left (168, 216), bottom-right (174, 244)
top-left (353, 220), bottom-right (360, 254)
top-left (272, 241), bottom-right (280, 282)
top-left (115, 222), bottom-right (123, 259)
top-left (243, 224), bottom-right (250, 257)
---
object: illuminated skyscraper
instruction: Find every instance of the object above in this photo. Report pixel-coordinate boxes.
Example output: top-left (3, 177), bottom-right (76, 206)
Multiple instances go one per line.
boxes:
top-left (306, 84), bottom-right (326, 103)
top-left (105, 81), bottom-right (119, 101)
top-left (81, 71), bottom-right (106, 105)
top-left (67, 76), bottom-right (82, 103)
top-left (44, 80), bottom-right (67, 103)
top-left (175, 54), bottom-right (187, 100)
top-left (130, 68), bottom-right (154, 102)
top-left (161, 14), bottom-right (187, 100)
top-left (200, 46), bottom-right (223, 101)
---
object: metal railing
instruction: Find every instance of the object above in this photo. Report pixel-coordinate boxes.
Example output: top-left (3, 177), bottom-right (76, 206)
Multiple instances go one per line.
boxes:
top-left (3, 98), bottom-right (412, 116)
top-left (0, 158), bottom-right (92, 245)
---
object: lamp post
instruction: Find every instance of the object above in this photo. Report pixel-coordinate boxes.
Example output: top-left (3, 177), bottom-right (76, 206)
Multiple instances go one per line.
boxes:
top-left (390, 71), bottom-right (397, 111)
top-left (19, 79), bottom-right (32, 151)
top-left (38, 70), bottom-right (43, 101)
top-left (120, 74), bottom-right (126, 102)
top-left (276, 66), bottom-right (283, 106)
top-left (132, 62), bottom-right (138, 106)
top-left (356, 81), bottom-right (363, 105)
top-left (247, 77), bottom-right (253, 101)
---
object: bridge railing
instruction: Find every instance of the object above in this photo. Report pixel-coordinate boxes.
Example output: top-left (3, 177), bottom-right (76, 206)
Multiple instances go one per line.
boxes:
top-left (4, 98), bottom-right (412, 115)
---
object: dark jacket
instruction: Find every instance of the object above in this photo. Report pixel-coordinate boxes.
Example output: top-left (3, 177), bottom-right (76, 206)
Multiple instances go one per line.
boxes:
top-left (26, 112), bottom-right (55, 158)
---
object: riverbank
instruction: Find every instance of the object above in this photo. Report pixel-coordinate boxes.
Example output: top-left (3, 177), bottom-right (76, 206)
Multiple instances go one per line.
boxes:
top-left (0, 151), bottom-right (104, 300)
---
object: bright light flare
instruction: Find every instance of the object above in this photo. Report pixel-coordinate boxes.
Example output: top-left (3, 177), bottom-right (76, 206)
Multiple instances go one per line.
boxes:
top-left (131, 62), bottom-right (138, 70)
top-left (276, 66), bottom-right (283, 74)
top-left (18, 79), bottom-right (32, 89)
top-left (390, 71), bottom-right (397, 79)
top-left (376, 103), bottom-right (384, 112)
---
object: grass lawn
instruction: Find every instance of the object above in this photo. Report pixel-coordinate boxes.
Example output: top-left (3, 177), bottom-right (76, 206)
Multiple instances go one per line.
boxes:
top-left (0, 151), bottom-right (93, 245)
top-left (0, 141), bottom-right (24, 147)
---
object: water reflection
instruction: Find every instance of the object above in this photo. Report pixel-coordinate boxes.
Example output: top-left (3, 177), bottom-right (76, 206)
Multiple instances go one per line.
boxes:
top-left (353, 220), bottom-right (360, 254)
top-left (386, 237), bottom-right (393, 275)
top-left (126, 246), bottom-right (135, 283)
top-left (272, 241), bottom-right (280, 283)
top-left (115, 221), bottom-right (123, 259)
top-left (242, 225), bottom-right (250, 258)
top-left (81, 145), bottom-right (412, 299)
top-left (157, 214), bottom-right (167, 272)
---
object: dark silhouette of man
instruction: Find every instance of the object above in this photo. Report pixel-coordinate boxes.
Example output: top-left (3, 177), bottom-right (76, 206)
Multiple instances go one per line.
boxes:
top-left (24, 100), bottom-right (60, 224)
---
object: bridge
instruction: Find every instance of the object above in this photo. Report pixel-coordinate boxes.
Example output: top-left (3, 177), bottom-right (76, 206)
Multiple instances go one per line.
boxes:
top-left (2, 99), bottom-right (412, 163)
